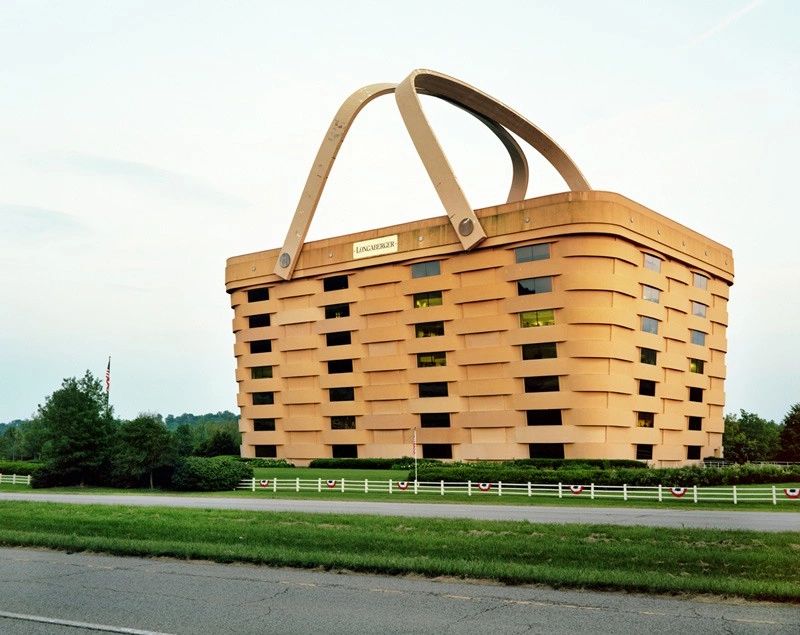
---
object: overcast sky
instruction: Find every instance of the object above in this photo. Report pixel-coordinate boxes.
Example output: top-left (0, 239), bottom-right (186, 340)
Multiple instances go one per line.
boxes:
top-left (1, 0), bottom-right (797, 423)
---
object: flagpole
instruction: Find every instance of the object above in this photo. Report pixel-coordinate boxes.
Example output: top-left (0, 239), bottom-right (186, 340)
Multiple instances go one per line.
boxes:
top-left (105, 356), bottom-right (111, 411)
top-left (413, 428), bottom-right (418, 483)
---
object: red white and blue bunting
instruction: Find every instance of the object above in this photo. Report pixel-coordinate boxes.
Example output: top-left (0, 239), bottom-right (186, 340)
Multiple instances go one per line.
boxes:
top-left (397, 481), bottom-right (409, 490)
top-left (478, 482), bottom-right (492, 492)
top-left (259, 479), bottom-right (270, 488)
top-left (670, 487), bottom-right (687, 498)
top-left (326, 480), bottom-right (337, 489)
top-left (784, 488), bottom-right (800, 499)
top-left (569, 485), bottom-right (584, 495)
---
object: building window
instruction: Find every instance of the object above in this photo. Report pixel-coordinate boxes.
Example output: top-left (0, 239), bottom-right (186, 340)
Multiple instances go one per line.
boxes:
top-left (519, 309), bottom-right (555, 328)
top-left (247, 288), bottom-right (269, 303)
top-left (687, 445), bottom-right (702, 460)
top-left (415, 321), bottom-right (444, 338)
top-left (252, 392), bottom-right (274, 406)
top-left (642, 285), bottom-right (661, 303)
top-left (636, 444), bottom-right (653, 461)
top-left (332, 444), bottom-right (358, 458)
top-left (411, 260), bottom-right (440, 278)
top-left (643, 253), bottom-right (662, 272)
top-left (422, 443), bottom-right (452, 459)
top-left (526, 409), bottom-right (562, 426)
top-left (641, 316), bottom-right (659, 334)
top-left (515, 243), bottom-right (550, 263)
top-left (692, 273), bottom-right (708, 290)
top-left (522, 342), bottom-right (557, 360)
top-left (249, 340), bottom-right (272, 354)
top-left (418, 382), bottom-right (448, 398)
top-left (417, 352), bottom-right (446, 367)
top-left (640, 348), bottom-right (658, 365)
top-left (688, 416), bottom-right (703, 431)
top-left (253, 418), bottom-right (275, 432)
top-left (413, 291), bottom-right (443, 308)
top-left (329, 387), bottom-right (355, 402)
top-left (251, 366), bottom-right (273, 379)
top-left (689, 387), bottom-right (703, 402)
top-left (638, 379), bottom-right (656, 397)
top-left (328, 359), bottom-right (353, 374)
top-left (529, 443), bottom-right (564, 459)
top-left (420, 413), bottom-right (450, 428)
top-left (689, 358), bottom-right (705, 374)
top-left (524, 376), bottom-right (559, 393)
top-left (690, 329), bottom-right (706, 346)
top-left (254, 444), bottom-right (276, 458)
top-left (248, 314), bottom-right (270, 328)
top-left (323, 276), bottom-right (349, 292)
top-left (324, 304), bottom-right (350, 319)
top-left (691, 301), bottom-right (707, 318)
top-left (517, 276), bottom-right (553, 295)
top-left (331, 416), bottom-right (356, 430)
top-left (637, 412), bottom-right (655, 428)
top-left (326, 331), bottom-right (352, 347)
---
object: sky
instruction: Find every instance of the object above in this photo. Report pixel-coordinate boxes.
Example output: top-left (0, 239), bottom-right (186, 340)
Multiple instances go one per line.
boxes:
top-left (1, 0), bottom-right (798, 424)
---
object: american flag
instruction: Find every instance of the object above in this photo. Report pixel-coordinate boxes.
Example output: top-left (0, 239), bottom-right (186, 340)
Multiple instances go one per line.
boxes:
top-left (105, 357), bottom-right (111, 393)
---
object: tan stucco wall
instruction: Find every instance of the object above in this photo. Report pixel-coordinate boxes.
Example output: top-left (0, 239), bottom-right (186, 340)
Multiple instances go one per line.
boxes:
top-left (226, 191), bottom-right (733, 466)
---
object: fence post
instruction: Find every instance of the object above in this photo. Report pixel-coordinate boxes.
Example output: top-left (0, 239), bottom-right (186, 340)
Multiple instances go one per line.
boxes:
top-left (440, 480), bottom-right (444, 496)
top-left (341, 478), bottom-right (345, 493)
top-left (658, 484), bottom-right (662, 502)
top-left (273, 478), bottom-right (277, 493)
top-left (732, 485), bottom-right (737, 505)
top-left (389, 479), bottom-right (393, 494)
top-left (251, 478), bottom-right (255, 492)
top-left (590, 483), bottom-right (595, 500)
top-left (364, 479), bottom-right (368, 494)
top-left (498, 481), bottom-right (502, 497)
top-left (414, 480), bottom-right (418, 495)
top-left (693, 485), bottom-right (698, 504)
top-left (468, 480), bottom-right (472, 496)
top-left (527, 482), bottom-right (531, 497)
top-left (12, 474), bottom-right (16, 485)
top-left (558, 482), bottom-right (563, 499)
top-left (623, 483), bottom-right (627, 501)
top-left (27, 475), bottom-right (31, 486)
top-left (318, 478), bottom-right (322, 492)
top-left (296, 477), bottom-right (300, 492)
top-left (772, 485), bottom-right (777, 505)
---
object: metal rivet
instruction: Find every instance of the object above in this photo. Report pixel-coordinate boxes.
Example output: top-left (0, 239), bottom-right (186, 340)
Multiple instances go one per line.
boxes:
top-left (458, 218), bottom-right (474, 236)
top-left (418, 236), bottom-right (424, 242)
top-left (279, 253), bottom-right (291, 268)
top-left (523, 217), bottom-right (530, 223)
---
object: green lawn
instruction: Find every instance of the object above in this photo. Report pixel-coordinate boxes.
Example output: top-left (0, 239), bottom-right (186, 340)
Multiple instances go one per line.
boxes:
top-left (0, 501), bottom-right (797, 602)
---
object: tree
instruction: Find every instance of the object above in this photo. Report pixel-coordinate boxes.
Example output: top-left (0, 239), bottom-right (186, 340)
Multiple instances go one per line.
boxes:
top-left (112, 413), bottom-right (175, 489)
top-left (193, 424), bottom-right (240, 457)
top-left (723, 410), bottom-right (781, 463)
top-left (777, 403), bottom-right (800, 461)
top-left (36, 371), bottom-right (114, 486)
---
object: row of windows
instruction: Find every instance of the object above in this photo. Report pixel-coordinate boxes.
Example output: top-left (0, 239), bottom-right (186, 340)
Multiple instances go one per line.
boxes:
top-left (643, 254), bottom-right (710, 291)
top-left (637, 381), bottom-right (704, 402)
top-left (641, 316), bottom-right (708, 345)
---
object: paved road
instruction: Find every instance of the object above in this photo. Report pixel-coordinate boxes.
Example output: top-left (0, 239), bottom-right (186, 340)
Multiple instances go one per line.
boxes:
top-left (0, 492), bottom-right (798, 531)
top-left (0, 547), bottom-right (797, 634)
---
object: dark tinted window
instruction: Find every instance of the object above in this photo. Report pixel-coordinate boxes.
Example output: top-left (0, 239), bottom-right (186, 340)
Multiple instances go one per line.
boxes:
top-left (252, 392), bottom-right (274, 406)
top-left (526, 409), bottom-right (562, 426)
top-left (688, 416), bottom-right (703, 431)
top-left (323, 276), bottom-right (349, 291)
top-left (331, 416), bottom-right (356, 430)
top-left (420, 413), bottom-right (450, 428)
top-left (417, 352), bottom-right (446, 367)
top-left (415, 321), bottom-right (444, 338)
top-left (529, 443), bottom-right (564, 459)
top-left (517, 276), bottom-right (553, 295)
top-left (329, 387), bottom-right (355, 402)
top-left (637, 412), bottom-right (655, 427)
top-left (411, 261), bottom-right (441, 278)
top-left (253, 418), bottom-right (275, 431)
top-left (687, 445), bottom-right (701, 460)
top-left (522, 342), bottom-right (557, 360)
top-left (422, 443), bottom-right (452, 459)
top-left (254, 444), bottom-right (276, 458)
top-left (248, 314), bottom-right (270, 328)
top-left (418, 382), bottom-right (448, 398)
top-left (251, 366), bottom-right (273, 379)
top-left (638, 380), bottom-right (656, 396)
top-left (332, 444), bottom-right (358, 458)
top-left (515, 244), bottom-right (550, 263)
top-left (640, 348), bottom-right (658, 365)
top-left (636, 444), bottom-right (653, 461)
top-left (247, 288), bottom-right (269, 303)
top-left (689, 387), bottom-right (703, 402)
top-left (250, 340), bottom-right (272, 354)
top-left (328, 359), bottom-right (353, 374)
top-left (324, 304), bottom-right (350, 319)
top-left (524, 376), bottom-right (559, 392)
top-left (326, 331), bottom-right (352, 347)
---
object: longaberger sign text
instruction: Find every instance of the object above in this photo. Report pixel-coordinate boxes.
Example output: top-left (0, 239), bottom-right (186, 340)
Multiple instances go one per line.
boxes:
top-left (352, 235), bottom-right (398, 260)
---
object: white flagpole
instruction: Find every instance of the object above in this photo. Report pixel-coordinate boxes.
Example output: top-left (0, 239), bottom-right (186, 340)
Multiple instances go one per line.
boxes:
top-left (413, 428), bottom-right (418, 483)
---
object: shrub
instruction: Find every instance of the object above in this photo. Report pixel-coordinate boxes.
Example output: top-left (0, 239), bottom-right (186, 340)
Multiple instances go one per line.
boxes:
top-left (30, 464), bottom-right (82, 488)
top-left (308, 458), bottom-right (405, 470)
top-left (170, 456), bottom-right (253, 491)
top-left (0, 460), bottom-right (44, 476)
top-left (243, 458), bottom-right (294, 468)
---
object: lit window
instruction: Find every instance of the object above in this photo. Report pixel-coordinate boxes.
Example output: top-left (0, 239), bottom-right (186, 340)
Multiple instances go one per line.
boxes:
top-left (329, 387), bottom-right (355, 402)
top-left (642, 285), bottom-right (661, 303)
top-left (515, 243), bottom-right (550, 263)
top-left (687, 445), bottom-right (701, 460)
top-left (689, 387), bottom-right (703, 403)
top-left (250, 340), bottom-right (272, 354)
top-left (326, 331), bottom-right (352, 347)
top-left (415, 321), bottom-right (444, 338)
top-left (639, 380), bottom-right (656, 396)
top-left (522, 342), bottom-right (557, 360)
top-left (253, 419), bottom-right (275, 431)
top-left (322, 276), bottom-right (349, 291)
top-left (689, 358), bottom-right (704, 374)
top-left (324, 304), bottom-right (350, 319)
top-left (331, 416), bottom-right (356, 430)
top-left (520, 309), bottom-right (555, 328)
top-left (252, 392), bottom-right (274, 405)
top-left (248, 314), bottom-right (270, 328)
top-left (418, 382), bottom-right (448, 398)
top-left (251, 366), bottom-right (273, 379)
top-left (413, 291), bottom-right (442, 308)
top-left (524, 376), bottom-right (559, 393)
top-left (417, 352), bottom-right (446, 367)
top-left (637, 412), bottom-right (655, 428)
top-left (411, 261), bottom-right (440, 278)
top-left (247, 288), bottom-right (269, 303)
top-left (688, 416), bottom-right (702, 431)
top-left (690, 329), bottom-right (706, 346)
top-left (692, 273), bottom-right (708, 290)
top-left (640, 348), bottom-right (658, 365)
top-left (636, 444), bottom-right (653, 461)
top-left (420, 413), bottom-right (450, 428)
top-left (517, 276), bottom-right (553, 295)
top-left (526, 409), bottom-right (562, 426)
top-left (644, 254), bottom-right (662, 272)
top-left (641, 316), bottom-right (659, 334)
top-left (327, 359), bottom-right (353, 374)
top-left (691, 301), bottom-right (707, 318)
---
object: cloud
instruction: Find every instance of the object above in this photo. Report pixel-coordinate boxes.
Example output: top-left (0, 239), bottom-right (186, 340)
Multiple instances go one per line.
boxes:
top-left (43, 152), bottom-right (248, 209)
top-left (685, 0), bottom-right (765, 49)
top-left (0, 204), bottom-right (87, 241)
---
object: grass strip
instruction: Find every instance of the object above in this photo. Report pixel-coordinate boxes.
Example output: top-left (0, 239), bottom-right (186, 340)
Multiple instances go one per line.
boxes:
top-left (0, 501), bottom-right (798, 602)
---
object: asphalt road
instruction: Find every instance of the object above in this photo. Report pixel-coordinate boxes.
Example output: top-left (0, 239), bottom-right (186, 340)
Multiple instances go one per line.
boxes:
top-left (0, 492), bottom-right (798, 531)
top-left (0, 547), bottom-right (797, 634)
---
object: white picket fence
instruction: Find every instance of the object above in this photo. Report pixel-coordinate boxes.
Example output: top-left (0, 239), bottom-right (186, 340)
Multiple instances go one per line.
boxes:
top-left (0, 474), bottom-right (32, 486)
top-left (237, 477), bottom-right (800, 505)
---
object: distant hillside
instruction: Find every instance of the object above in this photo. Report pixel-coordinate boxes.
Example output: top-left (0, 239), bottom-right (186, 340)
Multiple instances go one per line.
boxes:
top-left (164, 411), bottom-right (238, 430)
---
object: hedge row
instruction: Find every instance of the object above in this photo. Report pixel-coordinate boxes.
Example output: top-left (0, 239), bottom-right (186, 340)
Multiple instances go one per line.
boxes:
top-left (243, 458), bottom-right (294, 468)
top-left (308, 457), bottom-right (435, 470)
top-left (0, 460), bottom-right (43, 476)
top-left (412, 463), bottom-right (800, 487)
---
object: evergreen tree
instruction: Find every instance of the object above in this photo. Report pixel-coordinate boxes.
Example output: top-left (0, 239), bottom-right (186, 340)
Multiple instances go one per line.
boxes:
top-left (112, 413), bottom-right (175, 489)
top-left (777, 403), bottom-right (800, 461)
